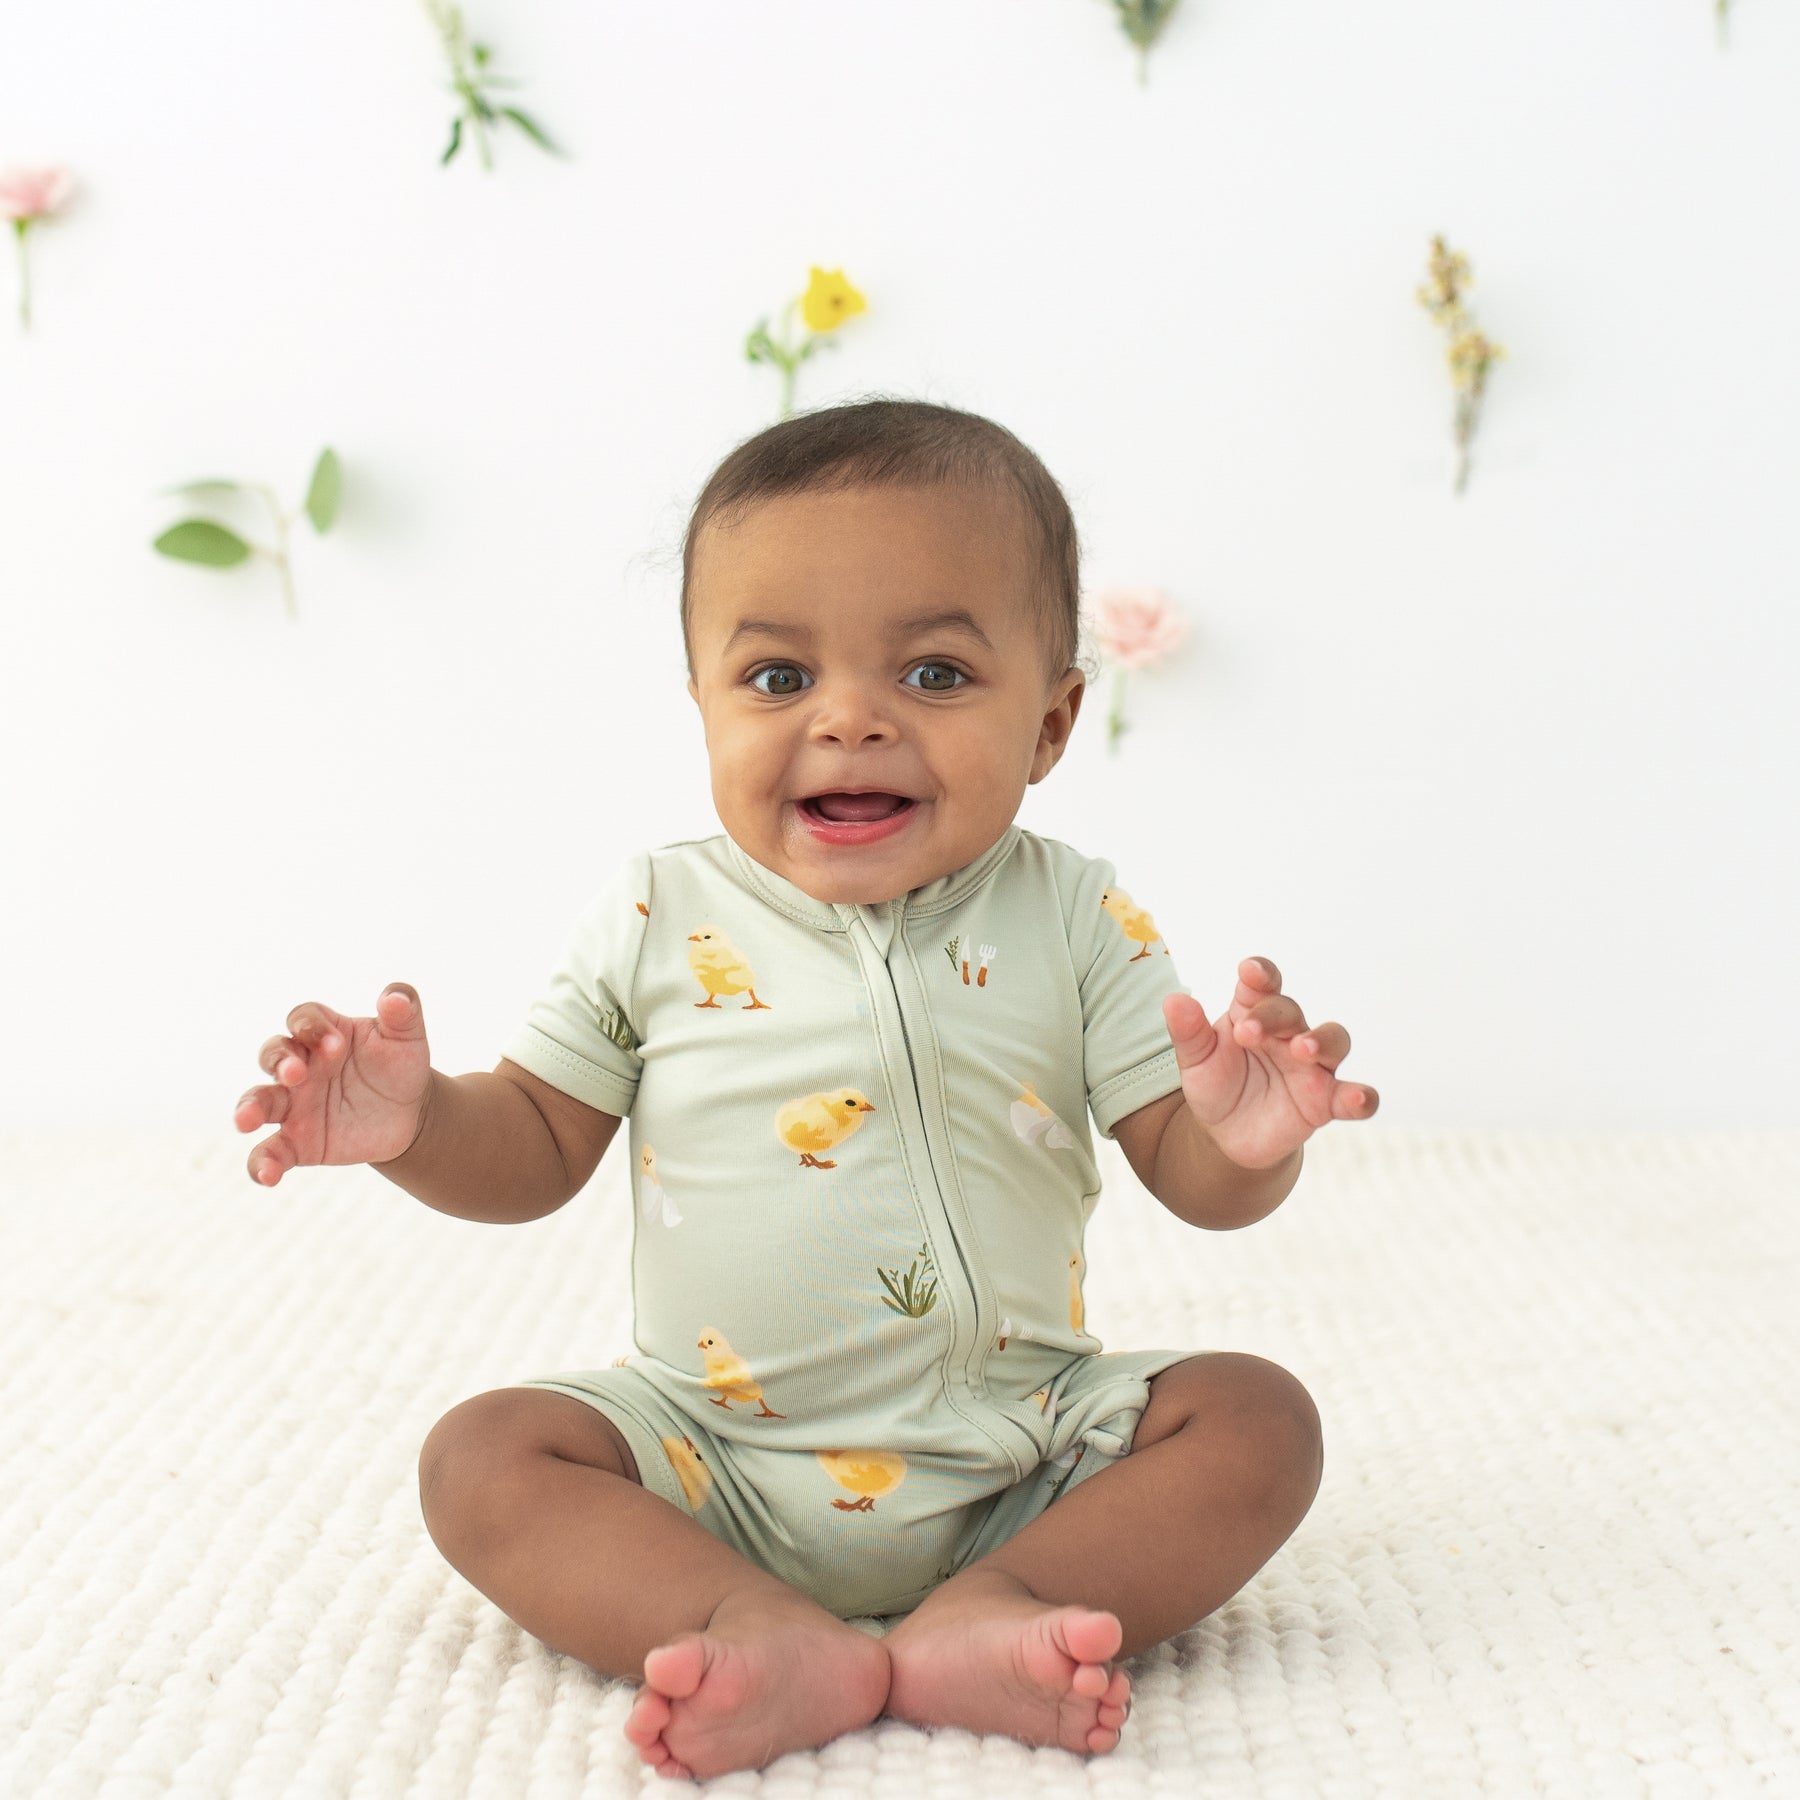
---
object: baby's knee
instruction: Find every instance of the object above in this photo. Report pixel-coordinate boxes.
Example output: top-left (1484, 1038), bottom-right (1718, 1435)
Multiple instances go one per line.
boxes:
top-left (1158, 1353), bottom-right (1323, 1503)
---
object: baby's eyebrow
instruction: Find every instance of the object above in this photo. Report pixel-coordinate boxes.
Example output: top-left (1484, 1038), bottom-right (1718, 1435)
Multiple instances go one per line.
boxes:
top-left (889, 610), bottom-right (995, 651)
top-left (722, 618), bottom-right (809, 653)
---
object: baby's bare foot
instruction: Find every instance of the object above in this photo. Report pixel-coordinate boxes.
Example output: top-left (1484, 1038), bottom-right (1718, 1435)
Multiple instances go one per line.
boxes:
top-left (882, 1568), bottom-right (1132, 1754)
top-left (621, 1587), bottom-right (890, 1779)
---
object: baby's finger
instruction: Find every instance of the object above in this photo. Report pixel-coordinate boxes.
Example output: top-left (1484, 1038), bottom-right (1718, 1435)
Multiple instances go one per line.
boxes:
top-left (257, 1034), bottom-right (312, 1085)
top-left (246, 1130), bottom-right (297, 1187)
top-left (1294, 1021), bottom-right (1351, 1070)
top-left (1236, 995), bottom-right (1308, 1043)
top-left (233, 1083), bottom-right (290, 1133)
top-left (286, 1005), bottom-right (346, 1054)
top-left (1331, 1083), bottom-right (1379, 1121)
top-left (1162, 991), bottom-right (1220, 1066)
top-left (1229, 956), bottom-right (1282, 1011)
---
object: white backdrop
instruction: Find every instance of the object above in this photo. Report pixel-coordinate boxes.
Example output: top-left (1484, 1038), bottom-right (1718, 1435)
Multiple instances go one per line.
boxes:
top-left (1, 0), bottom-right (1795, 1135)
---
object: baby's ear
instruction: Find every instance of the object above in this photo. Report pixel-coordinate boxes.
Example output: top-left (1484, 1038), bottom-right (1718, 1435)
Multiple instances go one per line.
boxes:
top-left (1029, 668), bottom-right (1085, 783)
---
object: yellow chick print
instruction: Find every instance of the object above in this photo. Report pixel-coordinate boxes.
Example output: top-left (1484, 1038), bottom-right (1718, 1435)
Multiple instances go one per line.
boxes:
top-left (775, 1088), bottom-right (876, 1170)
top-left (687, 926), bottom-right (772, 1010)
top-left (661, 1435), bottom-right (714, 1511)
top-left (1100, 888), bottom-right (1166, 962)
top-left (816, 1448), bottom-right (908, 1512)
top-left (1031, 1387), bottom-right (1052, 1412)
top-left (1068, 1253), bottom-right (1086, 1334)
top-left (637, 1144), bottom-right (683, 1228)
top-left (697, 1327), bottom-right (785, 1417)
top-left (1008, 1081), bottom-right (1077, 1152)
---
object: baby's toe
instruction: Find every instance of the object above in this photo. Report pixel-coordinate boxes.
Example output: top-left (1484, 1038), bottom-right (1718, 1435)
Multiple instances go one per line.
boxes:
top-left (624, 1688), bottom-right (672, 1747)
top-left (1070, 1661), bottom-right (1109, 1699)
top-left (1085, 1722), bottom-right (1122, 1754)
top-left (643, 1634), bottom-right (708, 1699)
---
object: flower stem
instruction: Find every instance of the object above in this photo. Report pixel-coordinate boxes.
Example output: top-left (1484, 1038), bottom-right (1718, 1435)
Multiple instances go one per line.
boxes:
top-left (1106, 666), bottom-right (1129, 751)
top-left (256, 483), bottom-right (299, 621)
top-left (14, 221), bottom-right (30, 332)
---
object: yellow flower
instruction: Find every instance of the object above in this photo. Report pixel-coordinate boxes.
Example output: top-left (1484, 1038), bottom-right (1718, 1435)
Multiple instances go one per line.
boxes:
top-left (801, 267), bottom-right (866, 333)
top-left (1447, 327), bottom-right (1504, 392)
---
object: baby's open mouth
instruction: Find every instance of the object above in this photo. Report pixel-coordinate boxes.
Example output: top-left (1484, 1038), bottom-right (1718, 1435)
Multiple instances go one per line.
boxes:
top-left (802, 793), bottom-right (916, 823)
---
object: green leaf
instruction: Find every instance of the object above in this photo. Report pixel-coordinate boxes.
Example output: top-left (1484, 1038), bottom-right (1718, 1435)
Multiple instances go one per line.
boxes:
top-left (472, 40), bottom-right (491, 65)
top-left (500, 107), bottom-right (559, 154)
top-left (153, 520), bottom-right (253, 568)
top-left (162, 478), bottom-right (243, 499)
top-left (441, 115), bottom-right (463, 165)
top-left (304, 448), bottom-right (342, 534)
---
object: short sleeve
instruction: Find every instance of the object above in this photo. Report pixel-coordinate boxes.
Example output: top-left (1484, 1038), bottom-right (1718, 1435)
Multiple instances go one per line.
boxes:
top-left (501, 851), bottom-right (653, 1118)
top-left (1072, 856), bottom-right (1190, 1139)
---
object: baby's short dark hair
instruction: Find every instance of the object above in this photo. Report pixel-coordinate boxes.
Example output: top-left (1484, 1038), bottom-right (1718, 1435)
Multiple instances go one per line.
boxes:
top-left (680, 397), bottom-right (1081, 676)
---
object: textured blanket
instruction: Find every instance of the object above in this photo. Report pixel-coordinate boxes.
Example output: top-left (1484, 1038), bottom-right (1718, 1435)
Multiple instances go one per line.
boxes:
top-left (2, 1128), bottom-right (1794, 1796)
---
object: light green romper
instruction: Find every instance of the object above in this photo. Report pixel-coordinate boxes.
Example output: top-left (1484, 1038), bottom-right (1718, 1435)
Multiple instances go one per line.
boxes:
top-left (502, 825), bottom-right (1199, 1620)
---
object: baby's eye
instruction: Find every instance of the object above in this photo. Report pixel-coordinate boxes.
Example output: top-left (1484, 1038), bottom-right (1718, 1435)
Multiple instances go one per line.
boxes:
top-left (903, 662), bottom-right (967, 693)
top-left (750, 664), bottom-right (812, 696)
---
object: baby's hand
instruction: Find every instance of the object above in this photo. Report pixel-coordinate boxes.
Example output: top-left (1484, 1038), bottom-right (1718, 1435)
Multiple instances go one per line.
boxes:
top-left (233, 986), bottom-right (434, 1186)
top-left (1163, 960), bottom-right (1378, 1171)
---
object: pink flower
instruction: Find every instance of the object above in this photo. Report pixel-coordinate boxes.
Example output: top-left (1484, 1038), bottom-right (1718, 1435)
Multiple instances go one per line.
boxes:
top-left (0, 166), bottom-right (74, 222)
top-left (1091, 584), bottom-right (1185, 670)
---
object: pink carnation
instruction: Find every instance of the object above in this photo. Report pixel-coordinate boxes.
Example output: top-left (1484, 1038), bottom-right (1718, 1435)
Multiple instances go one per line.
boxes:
top-left (0, 166), bottom-right (74, 222)
top-left (1091, 584), bottom-right (1185, 670)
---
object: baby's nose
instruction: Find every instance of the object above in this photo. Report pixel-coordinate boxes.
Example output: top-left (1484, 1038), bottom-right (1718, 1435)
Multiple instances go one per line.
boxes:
top-left (808, 683), bottom-right (898, 746)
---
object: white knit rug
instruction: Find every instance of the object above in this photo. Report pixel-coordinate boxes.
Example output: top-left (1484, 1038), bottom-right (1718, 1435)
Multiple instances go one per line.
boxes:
top-left (2, 1127), bottom-right (1796, 1798)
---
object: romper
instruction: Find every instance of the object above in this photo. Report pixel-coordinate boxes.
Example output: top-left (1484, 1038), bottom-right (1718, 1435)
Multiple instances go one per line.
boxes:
top-left (500, 824), bottom-right (1199, 1621)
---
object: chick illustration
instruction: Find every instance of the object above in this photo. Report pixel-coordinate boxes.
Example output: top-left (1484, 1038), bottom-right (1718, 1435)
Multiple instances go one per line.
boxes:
top-left (637, 1144), bottom-right (683, 1228)
top-left (697, 1327), bottom-right (785, 1417)
top-left (1031, 1387), bottom-right (1052, 1412)
top-left (661, 1434), bottom-right (714, 1511)
top-left (687, 927), bottom-right (771, 1009)
top-left (1100, 888), bottom-right (1165, 961)
top-left (1068, 1253), bottom-right (1086, 1334)
top-left (1009, 1081), bottom-right (1076, 1152)
top-left (815, 1448), bottom-right (908, 1513)
top-left (775, 1088), bottom-right (876, 1170)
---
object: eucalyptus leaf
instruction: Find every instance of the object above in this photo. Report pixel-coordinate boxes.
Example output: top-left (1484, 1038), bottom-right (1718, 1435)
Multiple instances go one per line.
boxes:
top-left (501, 107), bottom-right (559, 153)
top-left (442, 116), bottom-right (464, 165)
top-left (163, 478), bottom-right (243, 499)
top-left (305, 448), bottom-right (342, 534)
top-left (154, 520), bottom-right (253, 568)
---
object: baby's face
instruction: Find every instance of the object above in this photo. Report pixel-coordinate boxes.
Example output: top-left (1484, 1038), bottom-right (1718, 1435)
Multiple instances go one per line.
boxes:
top-left (686, 483), bottom-right (1083, 904)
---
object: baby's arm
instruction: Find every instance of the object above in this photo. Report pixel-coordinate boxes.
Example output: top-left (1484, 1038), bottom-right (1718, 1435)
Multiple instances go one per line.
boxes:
top-left (235, 983), bottom-right (621, 1223)
top-left (377, 1058), bottom-right (621, 1223)
top-left (1112, 957), bottom-right (1377, 1231)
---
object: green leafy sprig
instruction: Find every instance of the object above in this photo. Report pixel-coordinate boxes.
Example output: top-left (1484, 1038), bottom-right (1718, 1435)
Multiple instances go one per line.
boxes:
top-left (153, 449), bottom-right (341, 621)
top-left (877, 1243), bottom-right (940, 1318)
top-left (424, 0), bottom-right (559, 169)
top-left (1107, 0), bottom-right (1182, 86)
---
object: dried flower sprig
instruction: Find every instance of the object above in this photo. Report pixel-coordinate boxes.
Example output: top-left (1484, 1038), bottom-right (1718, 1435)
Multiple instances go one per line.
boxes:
top-left (153, 450), bottom-right (342, 622)
top-left (745, 268), bottom-right (867, 419)
top-left (1716, 0), bottom-right (1731, 46)
top-left (0, 166), bottom-right (74, 331)
top-left (1416, 234), bottom-right (1505, 496)
top-left (1091, 585), bottom-right (1186, 752)
top-left (1106, 0), bottom-right (1182, 86)
top-left (423, 0), bottom-right (558, 169)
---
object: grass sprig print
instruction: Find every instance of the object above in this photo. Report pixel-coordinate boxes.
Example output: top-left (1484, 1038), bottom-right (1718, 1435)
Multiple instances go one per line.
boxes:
top-left (1417, 235), bottom-right (1505, 496)
top-left (598, 1009), bottom-right (638, 1053)
top-left (423, 0), bottom-right (559, 169)
top-left (745, 269), bottom-right (867, 419)
top-left (877, 1242), bottom-right (940, 1318)
top-left (153, 449), bottom-right (341, 621)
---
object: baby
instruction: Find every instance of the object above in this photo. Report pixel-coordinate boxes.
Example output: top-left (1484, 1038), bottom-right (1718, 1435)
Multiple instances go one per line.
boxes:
top-left (234, 398), bottom-right (1377, 1781)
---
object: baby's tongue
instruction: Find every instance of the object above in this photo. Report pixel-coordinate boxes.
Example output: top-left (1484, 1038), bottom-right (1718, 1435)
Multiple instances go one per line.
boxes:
top-left (812, 792), bottom-right (906, 823)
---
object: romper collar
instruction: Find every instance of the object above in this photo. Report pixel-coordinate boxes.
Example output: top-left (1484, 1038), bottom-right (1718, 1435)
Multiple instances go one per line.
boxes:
top-left (725, 825), bottom-right (1023, 935)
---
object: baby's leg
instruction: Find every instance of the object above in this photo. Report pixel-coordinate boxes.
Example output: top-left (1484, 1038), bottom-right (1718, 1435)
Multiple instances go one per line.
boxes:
top-left (418, 1388), bottom-right (889, 1779)
top-left (883, 1353), bottom-right (1322, 1752)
